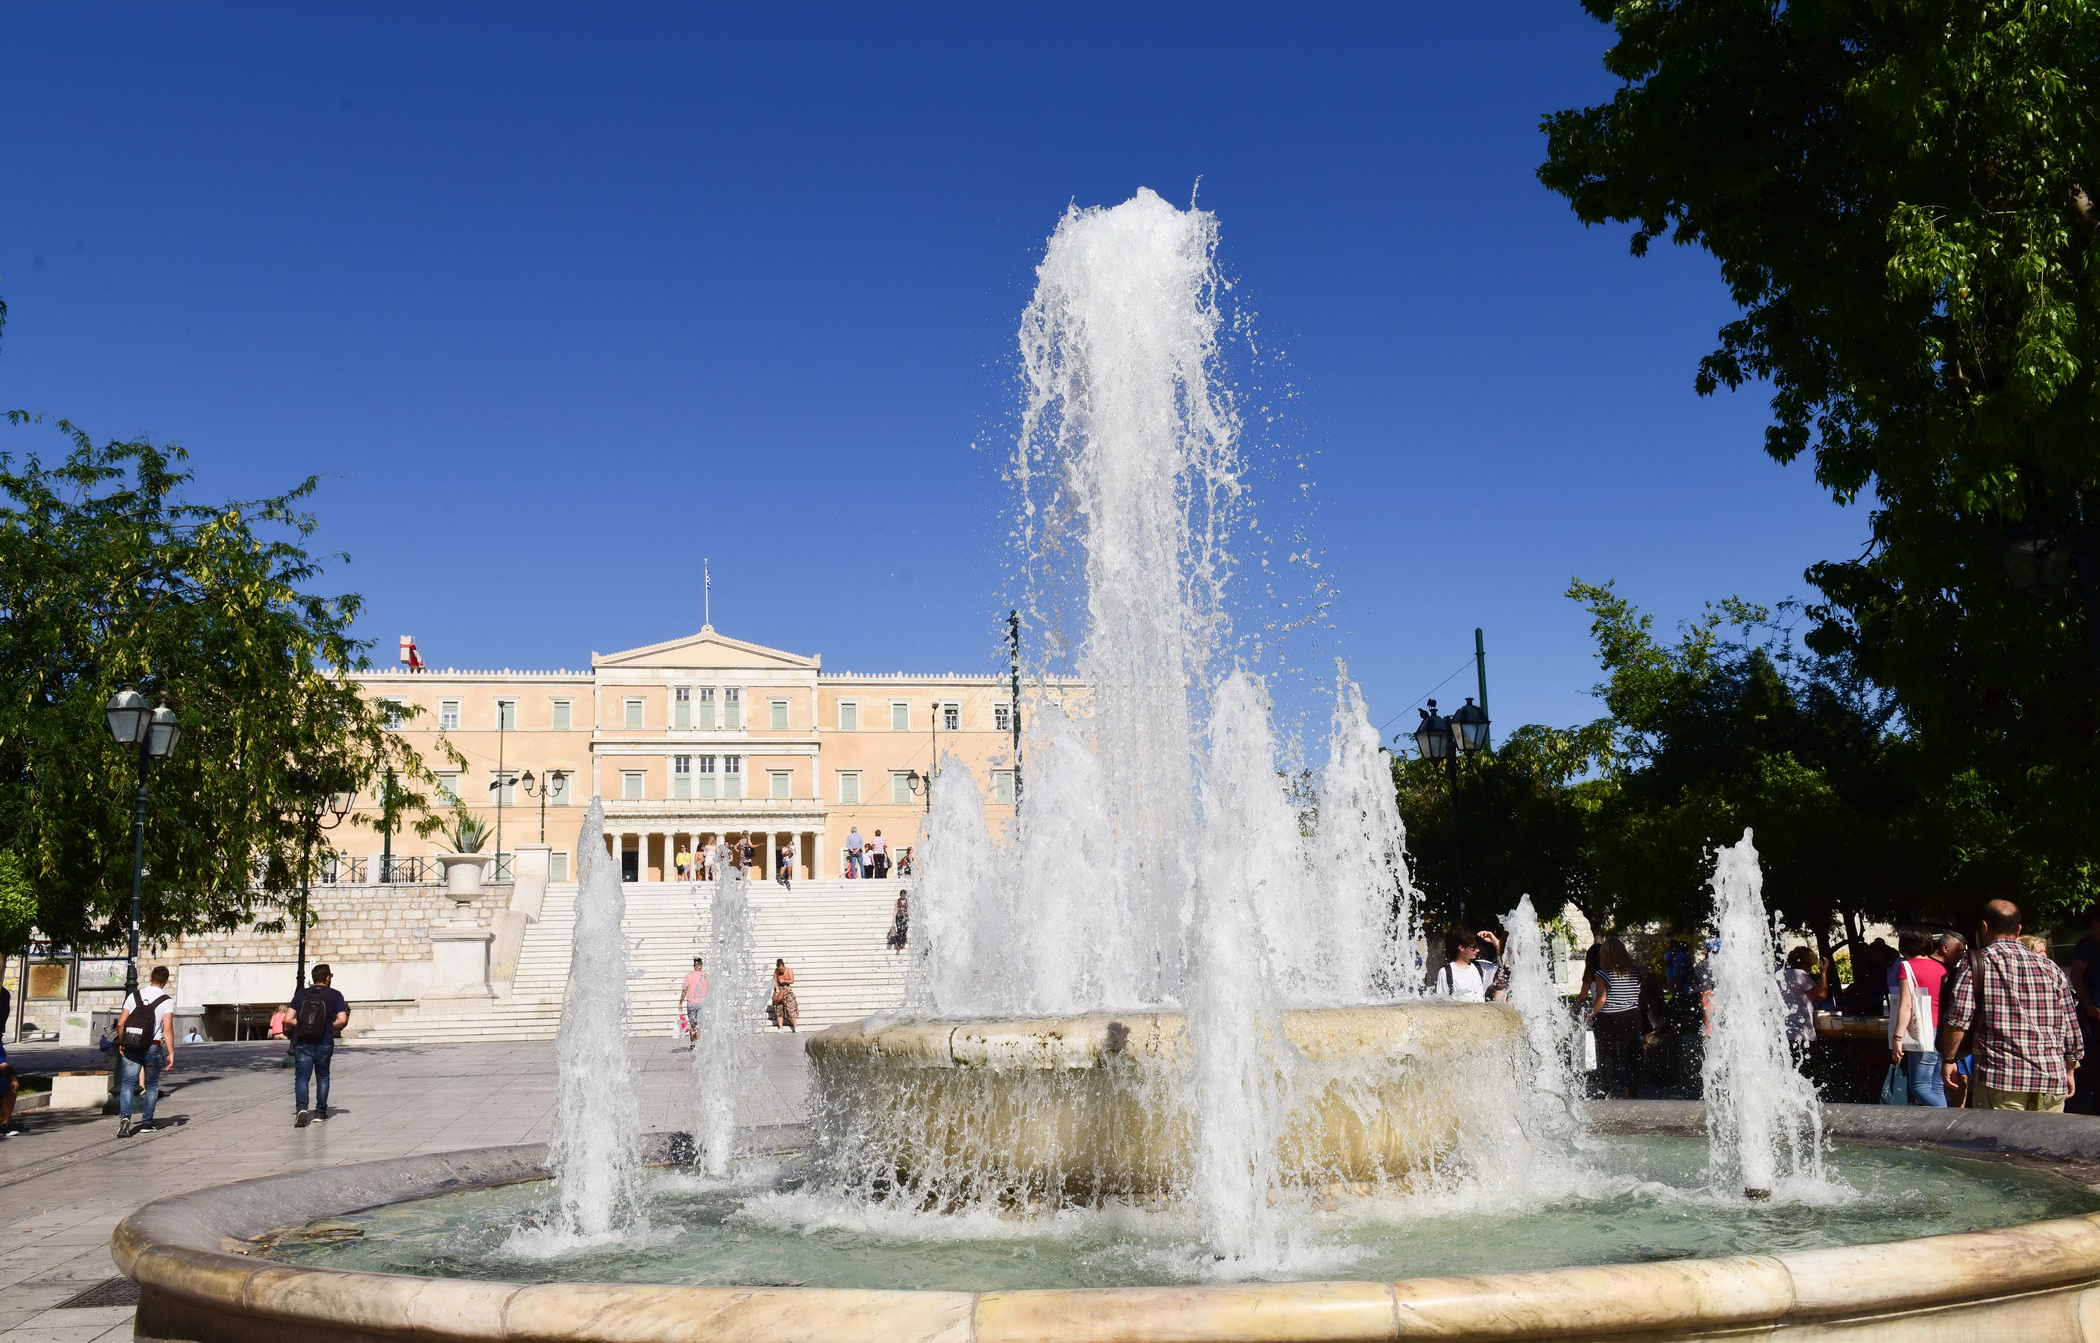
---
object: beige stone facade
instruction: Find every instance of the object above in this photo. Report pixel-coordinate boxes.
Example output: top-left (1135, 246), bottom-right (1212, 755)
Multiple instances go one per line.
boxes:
top-left (350, 624), bottom-right (1027, 884)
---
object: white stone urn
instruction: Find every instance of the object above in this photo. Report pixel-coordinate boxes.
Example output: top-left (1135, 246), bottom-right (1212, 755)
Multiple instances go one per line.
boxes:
top-left (435, 851), bottom-right (492, 901)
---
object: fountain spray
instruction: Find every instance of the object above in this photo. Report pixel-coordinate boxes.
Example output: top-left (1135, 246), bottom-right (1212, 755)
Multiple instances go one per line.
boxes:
top-left (1701, 830), bottom-right (1824, 1201)
top-left (693, 841), bottom-right (760, 1178)
top-left (543, 799), bottom-right (644, 1239)
top-left (1502, 895), bottom-right (1583, 1140)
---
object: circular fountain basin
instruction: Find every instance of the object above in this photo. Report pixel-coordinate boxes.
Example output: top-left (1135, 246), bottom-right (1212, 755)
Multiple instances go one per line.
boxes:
top-left (115, 1104), bottom-right (2100, 1343)
top-left (805, 1003), bottom-right (1524, 1199)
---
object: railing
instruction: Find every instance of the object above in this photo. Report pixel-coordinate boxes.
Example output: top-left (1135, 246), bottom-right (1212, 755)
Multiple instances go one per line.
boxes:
top-left (322, 855), bottom-right (367, 884)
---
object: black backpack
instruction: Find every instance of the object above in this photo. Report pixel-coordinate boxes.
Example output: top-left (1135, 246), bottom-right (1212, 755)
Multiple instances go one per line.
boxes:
top-left (120, 991), bottom-right (167, 1062)
top-left (294, 988), bottom-right (334, 1042)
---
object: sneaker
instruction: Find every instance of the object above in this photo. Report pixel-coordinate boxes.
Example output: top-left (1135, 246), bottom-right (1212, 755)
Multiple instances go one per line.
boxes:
top-left (295, 1109), bottom-right (311, 1128)
top-left (116, 1118), bottom-right (134, 1139)
top-left (132, 1122), bottom-right (158, 1134)
top-left (313, 1108), bottom-right (328, 1122)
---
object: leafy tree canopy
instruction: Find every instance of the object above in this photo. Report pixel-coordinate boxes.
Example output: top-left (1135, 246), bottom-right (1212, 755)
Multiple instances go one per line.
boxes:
top-left (1540, 2), bottom-right (2100, 856)
top-left (0, 414), bottom-right (440, 948)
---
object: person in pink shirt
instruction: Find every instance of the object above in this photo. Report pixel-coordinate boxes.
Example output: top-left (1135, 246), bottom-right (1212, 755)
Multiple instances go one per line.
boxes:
top-left (679, 956), bottom-right (710, 1042)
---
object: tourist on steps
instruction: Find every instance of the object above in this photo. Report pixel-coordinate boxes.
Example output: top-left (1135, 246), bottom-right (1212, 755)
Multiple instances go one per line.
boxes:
top-left (888, 891), bottom-right (910, 953)
top-left (769, 959), bottom-right (799, 1031)
top-left (776, 842), bottom-right (793, 889)
top-left (868, 830), bottom-right (889, 879)
top-left (846, 827), bottom-right (865, 879)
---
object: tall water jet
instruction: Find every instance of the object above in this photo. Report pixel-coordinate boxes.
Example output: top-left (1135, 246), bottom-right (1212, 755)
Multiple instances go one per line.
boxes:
top-left (692, 841), bottom-right (759, 1177)
top-left (1702, 830), bottom-right (1824, 1201)
top-left (542, 799), bottom-right (644, 1240)
top-left (1502, 895), bottom-right (1582, 1141)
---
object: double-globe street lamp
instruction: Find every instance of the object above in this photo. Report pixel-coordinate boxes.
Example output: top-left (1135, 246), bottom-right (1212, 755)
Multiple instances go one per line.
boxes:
top-left (517, 769), bottom-right (569, 843)
top-left (1409, 695), bottom-right (1490, 923)
top-left (102, 688), bottom-right (181, 1007)
top-left (284, 773), bottom-right (354, 1004)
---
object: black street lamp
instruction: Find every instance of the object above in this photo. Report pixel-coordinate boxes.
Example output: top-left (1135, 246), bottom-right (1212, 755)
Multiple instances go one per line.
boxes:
top-left (284, 773), bottom-right (352, 1009)
top-left (103, 687), bottom-right (180, 1009)
top-left (519, 769), bottom-right (567, 843)
top-left (1408, 696), bottom-right (1489, 923)
top-left (905, 768), bottom-right (926, 813)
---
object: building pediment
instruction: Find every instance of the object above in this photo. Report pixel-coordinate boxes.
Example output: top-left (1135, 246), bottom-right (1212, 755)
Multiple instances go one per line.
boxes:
top-left (592, 625), bottom-right (820, 672)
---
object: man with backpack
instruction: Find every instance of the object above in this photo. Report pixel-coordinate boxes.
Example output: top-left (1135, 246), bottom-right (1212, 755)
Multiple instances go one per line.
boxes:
top-left (116, 965), bottom-right (176, 1137)
top-left (287, 964), bottom-right (349, 1127)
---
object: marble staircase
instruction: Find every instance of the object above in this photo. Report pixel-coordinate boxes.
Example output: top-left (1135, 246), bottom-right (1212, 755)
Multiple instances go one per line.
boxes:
top-left (352, 878), bottom-right (912, 1044)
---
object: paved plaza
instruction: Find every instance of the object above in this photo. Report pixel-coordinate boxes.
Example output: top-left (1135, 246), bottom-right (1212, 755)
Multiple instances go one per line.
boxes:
top-left (0, 1035), bottom-right (813, 1343)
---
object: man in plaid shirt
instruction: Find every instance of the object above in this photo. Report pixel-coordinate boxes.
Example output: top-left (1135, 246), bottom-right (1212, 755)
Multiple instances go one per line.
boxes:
top-left (1941, 900), bottom-right (2082, 1111)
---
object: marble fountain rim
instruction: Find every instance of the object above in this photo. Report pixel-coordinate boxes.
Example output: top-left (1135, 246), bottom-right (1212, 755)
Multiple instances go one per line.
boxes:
top-left (113, 1101), bottom-right (2100, 1343)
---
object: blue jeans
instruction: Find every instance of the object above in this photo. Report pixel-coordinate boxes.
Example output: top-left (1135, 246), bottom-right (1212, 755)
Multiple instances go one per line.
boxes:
top-left (294, 1040), bottom-right (334, 1112)
top-left (1904, 1049), bottom-right (1948, 1106)
top-left (118, 1044), bottom-right (164, 1122)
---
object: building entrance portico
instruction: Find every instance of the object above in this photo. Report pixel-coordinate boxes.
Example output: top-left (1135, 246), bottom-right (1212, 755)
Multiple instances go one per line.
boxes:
top-left (603, 805), bottom-right (826, 882)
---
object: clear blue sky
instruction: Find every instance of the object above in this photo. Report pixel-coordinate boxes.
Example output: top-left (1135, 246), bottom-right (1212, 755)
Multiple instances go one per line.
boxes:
top-left (0, 3), bottom-right (1864, 742)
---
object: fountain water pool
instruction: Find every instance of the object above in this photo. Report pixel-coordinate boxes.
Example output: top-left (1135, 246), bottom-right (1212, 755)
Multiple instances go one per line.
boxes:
top-left (107, 188), bottom-right (2100, 1340)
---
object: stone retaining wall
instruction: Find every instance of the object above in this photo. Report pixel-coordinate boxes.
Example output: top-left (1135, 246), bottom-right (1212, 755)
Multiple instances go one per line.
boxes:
top-left (165, 883), bottom-right (504, 965)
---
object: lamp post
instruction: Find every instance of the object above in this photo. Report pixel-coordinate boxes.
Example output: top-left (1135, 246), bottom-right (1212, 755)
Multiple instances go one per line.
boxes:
top-left (378, 767), bottom-right (397, 884)
top-left (103, 688), bottom-right (181, 1009)
top-left (905, 769), bottom-right (926, 813)
top-left (489, 702), bottom-right (513, 881)
top-left (519, 769), bottom-right (566, 843)
top-left (284, 773), bottom-right (353, 1004)
top-left (1410, 695), bottom-right (1489, 924)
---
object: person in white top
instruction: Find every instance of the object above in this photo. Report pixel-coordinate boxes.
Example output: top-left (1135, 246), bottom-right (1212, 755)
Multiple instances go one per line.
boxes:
top-left (1436, 932), bottom-right (1494, 1002)
top-left (115, 965), bottom-right (176, 1137)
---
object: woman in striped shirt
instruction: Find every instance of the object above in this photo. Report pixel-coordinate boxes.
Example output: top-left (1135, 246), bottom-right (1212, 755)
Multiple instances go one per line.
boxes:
top-left (1587, 937), bottom-right (1645, 1099)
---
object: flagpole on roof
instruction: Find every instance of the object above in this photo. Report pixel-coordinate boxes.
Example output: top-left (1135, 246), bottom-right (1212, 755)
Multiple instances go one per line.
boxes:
top-left (704, 559), bottom-right (711, 630)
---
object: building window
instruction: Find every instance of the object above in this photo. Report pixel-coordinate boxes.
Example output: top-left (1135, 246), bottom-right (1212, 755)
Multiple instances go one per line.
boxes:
top-left (621, 770), bottom-right (645, 800)
top-left (672, 755), bottom-right (692, 800)
top-left (839, 700), bottom-right (858, 731)
top-left (891, 771), bottom-right (913, 805)
top-left (673, 686), bottom-right (691, 730)
top-left (550, 851), bottom-right (570, 883)
top-left (941, 702), bottom-right (960, 731)
top-left (769, 769), bottom-right (791, 801)
top-left (992, 770), bottom-right (1016, 805)
top-left (770, 699), bottom-right (789, 730)
top-left (497, 699), bottom-right (517, 731)
top-left (380, 696), bottom-right (407, 729)
top-left (551, 698), bottom-right (573, 731)
top-left (549, 771), bottom-right (573, 805)
top-left (994, 702), bottom-right (1012, 733)
top-left (623, 697), bottom-right (644, 730)
top-left (436, 772), bottom-right (460, 802)
top-left (724, 687), bottom-right (743, 730)
top-left (439, 699), bottom-right (461, 731)
top-left (723, 754), bottom-right (743, 800)
top-left (695, 754), bottom-right (717, 800)
top-left (891, 701), bottom-right (909, 731)
top-left (697, 686), bottom-right (716, 729)
top-left (839, 771), bottom-right (861, 805)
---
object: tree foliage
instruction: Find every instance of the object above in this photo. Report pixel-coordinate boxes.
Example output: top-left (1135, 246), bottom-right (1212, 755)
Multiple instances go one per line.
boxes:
top-left (1540, 1), bottom-right (2100, 893)
top-left (0, 414), bottom-right (439, 947)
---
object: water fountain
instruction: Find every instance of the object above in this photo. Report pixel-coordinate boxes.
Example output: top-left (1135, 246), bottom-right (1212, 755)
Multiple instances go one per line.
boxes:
top-left (1702, 830), bottom-right (1825, 1202)
top-left (692, 842), bottom-right (760, 1177)
top-left (109, 191), bottom-right (2100, 1342)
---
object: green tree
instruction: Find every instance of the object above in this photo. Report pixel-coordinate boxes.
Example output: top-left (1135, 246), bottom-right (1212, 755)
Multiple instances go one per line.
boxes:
top-left (0, 414), bottom-right (440, 947)
top-left (1540, 2), bottom-right (2100, 890)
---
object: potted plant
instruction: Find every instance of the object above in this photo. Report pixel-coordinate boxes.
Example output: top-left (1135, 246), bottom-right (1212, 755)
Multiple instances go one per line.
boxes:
top-left (434, 811), bottom-right (495, 901)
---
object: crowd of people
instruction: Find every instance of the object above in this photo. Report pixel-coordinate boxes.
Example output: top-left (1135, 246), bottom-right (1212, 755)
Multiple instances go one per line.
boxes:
top-left (1429, 897), bottom-right (2089, 1113)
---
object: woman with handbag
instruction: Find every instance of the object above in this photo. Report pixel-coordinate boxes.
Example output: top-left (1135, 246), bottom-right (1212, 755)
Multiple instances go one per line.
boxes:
top-left (1889, 929), bottom-right (1948, 1106)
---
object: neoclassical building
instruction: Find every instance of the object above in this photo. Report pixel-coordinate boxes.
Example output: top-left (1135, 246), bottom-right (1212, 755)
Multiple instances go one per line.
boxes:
top-left (346, 624), bottom-right (1023, 885)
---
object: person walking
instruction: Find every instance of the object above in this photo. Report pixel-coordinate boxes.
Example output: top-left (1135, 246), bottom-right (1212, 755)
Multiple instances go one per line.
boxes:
top-left (675, 844), bottom-right (692, 881)
top-left (737, 834), bottom-right (756, 873)
top-left (1889, 929), bottom-right (1948, 1106)
top-left (0, 977), bottom-right (20, 1137)
top-left (1942, 900), bottom-right (2081, 1112)
top-left (845, 827), bottom-right (865, 879)
top-left (288, 964), bottom-right (350, 1127)
top-left (1587, 938), bottom-right (1645, 1099)
top-left (887, 891), bottom-right (911, 953)
top-left (1780, 946), bottom-right (1833, 1053)
top-left (775, 842), bottom-right (794, 889)
top-left (115, 965), bottom-right (176, 1137)
top-left (769, 959), bottom-right (799, 1031)
top-left (868, 830), bottom-right (889, 879)
top-left (1934, 930), bottom-right (1972, 1106)
top-left (680, 956), bottom-right (709, 1042)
